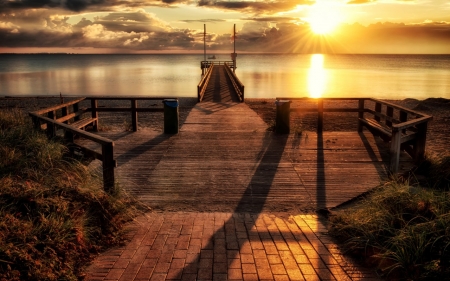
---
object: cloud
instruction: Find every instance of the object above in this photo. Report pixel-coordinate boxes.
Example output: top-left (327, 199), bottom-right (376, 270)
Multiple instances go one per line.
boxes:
top-left (0, 0), bottom-right (189, 12)
top-left (92, 10), bottom-right (170, 33)
top-left (180, 19), bottom-right (226, 23)
top-left (242, 16), bottom-right (298, 22)
top-left (197, 0), bottom-right (314, 14)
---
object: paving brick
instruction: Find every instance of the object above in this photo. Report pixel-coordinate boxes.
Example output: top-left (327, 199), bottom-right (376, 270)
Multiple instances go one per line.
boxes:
top-left (256, 267), bottom-right (273, 279)
top-left (113, 259), bottom-right (130, 269)
top-left (134, 266), bottom-right (154, 280)
top-left (149, 273), bottom-right (166, 281)
top-left (105, 268), bottom-right (124, 280)
top-left (197, 268), bottom-right (212, 279)
top-left (270, 263), bottom-right (287, 275)
top-left (153, 262), bottom-right (170, 273)
top-left (286, 269), bottom-right (305, 281)
top-left (243, 273), bottom-right (259, 281)
top-left (198, 258), bottom-right (213, 268)
top-left (240, 254), bottom-right (255, 264)
top-left (173, 250), bottom-right (187, 259)
top-left (213, 262), bottom-right (227, 273)
top-left (213, 273), bottom-right (227, 281)
top-left (170, 258), bottom-right (185, 269)
top-left (242, 263), bottom-right (257, 274)
top-left (273, 275), bottom-right (290, 281)
top-left (228, 268), bottom-right (242, 280)
top-left (228, 258), bottom-right (241, 269)
top-left (298, 263), bottom-right (316, 275)
top-left (267, 254), bottom-right (282, 264)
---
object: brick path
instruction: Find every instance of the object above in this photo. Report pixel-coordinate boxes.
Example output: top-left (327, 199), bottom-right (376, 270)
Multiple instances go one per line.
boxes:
top-left (85, 212), bottom-right (381, 281)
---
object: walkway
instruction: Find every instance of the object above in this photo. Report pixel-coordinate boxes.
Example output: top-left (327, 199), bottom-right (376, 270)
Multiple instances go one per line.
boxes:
top-left (83, 98), bottom-right (402, 280)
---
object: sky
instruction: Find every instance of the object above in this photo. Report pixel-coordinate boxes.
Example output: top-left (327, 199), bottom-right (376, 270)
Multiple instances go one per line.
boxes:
top-left (0, 0), bottom-right (449, 54)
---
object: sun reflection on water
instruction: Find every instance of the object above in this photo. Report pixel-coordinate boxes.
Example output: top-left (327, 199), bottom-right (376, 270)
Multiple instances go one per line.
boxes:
top-left (307, 54), bottom-right (327, 98)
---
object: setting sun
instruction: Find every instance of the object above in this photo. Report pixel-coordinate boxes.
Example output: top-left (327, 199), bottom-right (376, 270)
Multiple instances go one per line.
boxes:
top-left (307, 0), bottom-right (342, 34)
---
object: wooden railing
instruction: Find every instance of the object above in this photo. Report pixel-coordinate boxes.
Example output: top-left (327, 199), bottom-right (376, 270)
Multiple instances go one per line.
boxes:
top-left (201, 60), bottom-right (234, 69)
top-left (29, 96), bottom-right (176, 192)
top-left (29, 98), bottom-right (116, 193)
top-left (275, 97), bottom-right (433, 173)
top-left (87, 97), bottom-right (170, 132)
top-left (198, 63), bottom-right (214, 102)
top-left (224, 62), bottom-right (244, 102)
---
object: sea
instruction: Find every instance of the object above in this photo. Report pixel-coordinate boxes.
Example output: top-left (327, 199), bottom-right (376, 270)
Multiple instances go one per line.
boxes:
top-left (1, 54), bottom-right (449, 100)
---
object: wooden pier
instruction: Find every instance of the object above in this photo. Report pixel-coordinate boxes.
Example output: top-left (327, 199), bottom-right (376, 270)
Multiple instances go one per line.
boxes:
top-left (29, 65), bottom-right (431, 212)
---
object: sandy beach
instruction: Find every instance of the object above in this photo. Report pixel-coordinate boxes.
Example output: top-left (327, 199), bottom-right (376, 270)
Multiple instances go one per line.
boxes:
top-left (2, 96), bottom-right (449, 157)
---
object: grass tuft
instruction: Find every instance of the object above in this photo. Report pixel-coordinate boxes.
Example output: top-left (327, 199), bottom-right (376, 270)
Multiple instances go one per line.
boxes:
top-left (0, 109), bottom-right (145, 280)
top-left (329, 176), bottom-right (450, 280)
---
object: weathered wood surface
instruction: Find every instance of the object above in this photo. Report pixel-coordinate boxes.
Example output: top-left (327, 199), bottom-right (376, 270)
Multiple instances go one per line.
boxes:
top-left (82, 100), bottom-right (414, 212)
top-left (201, 65), bottom-right (241, 103)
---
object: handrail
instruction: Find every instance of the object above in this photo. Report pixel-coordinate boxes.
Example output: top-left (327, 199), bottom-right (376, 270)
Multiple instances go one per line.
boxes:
top-left (86, 97), bottom-right (171, 132)
top-left (274, 97), bottom-right (433, 173)
top-left (197, 63), bottom-right (214, 102)
top-left (224, 62), bottom-right (245, 102)
top-left (29, 111), bottom-right (116, 192)
top-left (33, 97), bottom-right (86, 115)
top-left (201, 61), bottom-right (234, 68)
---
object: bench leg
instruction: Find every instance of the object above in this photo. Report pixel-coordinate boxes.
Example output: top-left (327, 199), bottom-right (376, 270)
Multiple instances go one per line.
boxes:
top-left (413, 122), bottom-right (428, 163)
top-left (389, 129), bottom-right (401, 173)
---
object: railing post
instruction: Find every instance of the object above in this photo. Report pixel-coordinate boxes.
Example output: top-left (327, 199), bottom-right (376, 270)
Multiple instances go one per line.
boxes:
top-left (400, 110), bottom-right (408, 134)
top-left (102, 142), bottom-right (115, 193)
top-left (358, 99), bottom-right (364, 132)
top-left (375, 102), bottom-right (382, 122)
top-left (47, 110), bottom-right (56, 138)
top-left (318, 99), bottom-right (323, 133)
top-left (413, 122), bottom-right (428, 163)
top-left (386, 106), bottom-right (393, 128)
top-left (73, 103), bottom-right (80, 122)
top-left (131, 99), bottom-right (138, 132)
top-left (62, 106), bottom-right (69, 124)
top-left (390, 128), bottom-right (401, 173)
top-left (32, 116), bottom-right (41, 130)
top-left (275, 100), bottom-right (291, 134)
top-left (91, 99), bottom-right (98, 131)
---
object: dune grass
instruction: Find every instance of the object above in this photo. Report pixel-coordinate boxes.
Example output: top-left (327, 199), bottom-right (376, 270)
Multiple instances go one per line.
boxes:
top-left (0, 109), bottom-right (144, 280)
top-left (329, 156), bottom-right (450, 280)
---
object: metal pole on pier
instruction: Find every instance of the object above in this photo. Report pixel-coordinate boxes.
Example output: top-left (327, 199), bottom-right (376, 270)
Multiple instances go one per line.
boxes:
top-left (231, 24), bottom-right (237, 73)
top-left (203, 24), bottom-right (206, 75)
top-left (204, 24), bottom-right (206, 62)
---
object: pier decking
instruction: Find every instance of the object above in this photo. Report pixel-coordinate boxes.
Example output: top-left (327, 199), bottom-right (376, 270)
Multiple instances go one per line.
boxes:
top-left (88, 100), bottom-right (413, 212)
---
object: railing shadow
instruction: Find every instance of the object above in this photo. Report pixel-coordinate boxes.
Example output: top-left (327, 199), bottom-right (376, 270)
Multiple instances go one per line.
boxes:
top-left (175, 132), bottom-right (288, 280)
top-left (358, 131), bottom-right (391, 178)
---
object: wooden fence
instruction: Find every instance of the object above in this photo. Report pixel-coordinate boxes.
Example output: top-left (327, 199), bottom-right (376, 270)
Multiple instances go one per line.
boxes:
top-left (224, 62), bottom-right (245, 102)
top-left (198, 63), bottom-right (214, 102)
top-left (29, 96), bottom-right (174, 192)
top-left (275, 97), bottom-right (433, 173)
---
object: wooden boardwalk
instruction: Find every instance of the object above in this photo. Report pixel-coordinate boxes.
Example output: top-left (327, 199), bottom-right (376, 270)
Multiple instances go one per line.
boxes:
top-left (88, 99), bottom-right (413, 212)
top-left (202, 65), bottom-right (241, 103)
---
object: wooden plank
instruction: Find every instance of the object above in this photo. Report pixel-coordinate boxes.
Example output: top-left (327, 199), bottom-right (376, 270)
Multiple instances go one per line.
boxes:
top-left (32, 97), bottom-right (85, 115)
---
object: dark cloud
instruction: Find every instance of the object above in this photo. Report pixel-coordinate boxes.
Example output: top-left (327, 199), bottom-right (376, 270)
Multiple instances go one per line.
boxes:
top-left (242, 17), bottom-right (298, 22)
top-left (198, 0), bottom-right (314, 14)
top-left (0, 0), bottom-right (188, 12)
top-left (93, 11), bottom-right (169, 33)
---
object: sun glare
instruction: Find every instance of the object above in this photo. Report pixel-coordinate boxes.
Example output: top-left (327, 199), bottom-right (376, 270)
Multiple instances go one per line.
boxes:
top-left (307, 0), bottom-right (341, 35)
top-left (307, 54), bottom-right (327, 98)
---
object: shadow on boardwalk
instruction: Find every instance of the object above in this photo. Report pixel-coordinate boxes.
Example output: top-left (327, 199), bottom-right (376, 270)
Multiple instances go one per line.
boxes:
top-left (176, 132), bottom-right (288, 278)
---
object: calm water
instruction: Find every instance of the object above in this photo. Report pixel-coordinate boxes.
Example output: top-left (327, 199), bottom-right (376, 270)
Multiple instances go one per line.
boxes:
top-left (1, 54), bottom-right (450, 99)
